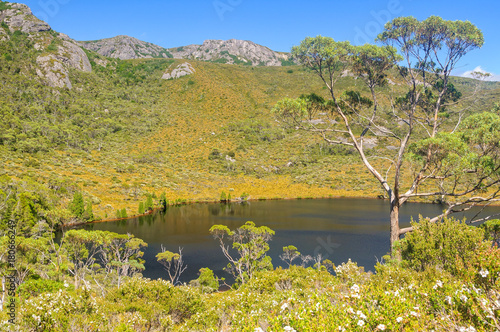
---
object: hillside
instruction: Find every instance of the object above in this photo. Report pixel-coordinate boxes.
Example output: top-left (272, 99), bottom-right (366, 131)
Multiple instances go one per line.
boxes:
top-left (1, 3), bottom-right (500, 331)
top-left (0, 0), bottom-right (499, 223)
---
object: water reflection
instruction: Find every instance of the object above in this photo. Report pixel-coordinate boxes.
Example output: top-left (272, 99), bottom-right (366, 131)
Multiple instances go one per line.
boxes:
top-left (87, 198), bottom-right (500, 282)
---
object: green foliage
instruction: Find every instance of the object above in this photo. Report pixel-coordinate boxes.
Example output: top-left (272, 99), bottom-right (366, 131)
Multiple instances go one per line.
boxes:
top-left (208, 148), bottom-right (222, 160)
top-left (144, 194), bottom-right (153, 211)
top-left (291, 35), bottom-right (352, 80)
top-left (480, 219), bottom-right (500, 246)
top-left (69, 191), bottom-right (84, 218)
top-left (272, 97), bottom-right (308, 123)
top-left (156, 246), bottom-right (187, 285)
top-left (210, 221), bottom-right (274, 284)
top-left (351, 44), bottom-right (401, 89)
top-left (281, 59), bottom-right (296, 66)
top-left (220, 191), bottom-right (227, 202)
top-left (400, 217), bottom-right (486, 275)
top-left (120, 208), bottom-right (127, 218)
top-left (192, 267), bottom-right (219, 293)
top-left (280, 245), bottom-right (301, 267)
top-left (377, 16), bottom-right (484, 59)
top-left (0, 1), bottom-right (11, 11)
top-left (18, 278), bottom-right (69, 298)
top-left (138, 201), bottom-right (145, 214)
top-left (83, 201), bottom-right (94, 222)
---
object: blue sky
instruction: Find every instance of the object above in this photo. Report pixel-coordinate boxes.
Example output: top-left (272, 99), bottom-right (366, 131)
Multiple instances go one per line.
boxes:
top-left (19, 0), bottom-right (500, 80)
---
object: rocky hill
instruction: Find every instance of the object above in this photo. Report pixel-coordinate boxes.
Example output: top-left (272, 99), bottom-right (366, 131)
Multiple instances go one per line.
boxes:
top-left (79, 35), bottom-right (173, 60)
top-left (81, 36), bottom-right (293, 66)
top-left (0, 1), bottom-right (91, 88)
top-left (168, 39), bottom-right (292, 66)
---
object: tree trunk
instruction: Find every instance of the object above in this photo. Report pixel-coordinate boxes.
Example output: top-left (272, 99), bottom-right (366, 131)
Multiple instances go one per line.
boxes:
top-left (390, 196), bottom-right (400, 257)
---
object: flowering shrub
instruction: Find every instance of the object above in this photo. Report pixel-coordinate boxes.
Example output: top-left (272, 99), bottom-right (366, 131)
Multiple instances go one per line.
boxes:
top-left (6, 217), bottom-right (500, 331)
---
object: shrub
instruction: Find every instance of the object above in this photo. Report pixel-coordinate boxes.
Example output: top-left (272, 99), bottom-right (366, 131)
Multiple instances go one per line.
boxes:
top-left (191, 268), bottom-right (219, 293)
top-left (480, 219), bottom-right (500, 247)
top-left (400, 217), bottom-right (486, 275)
top-left (208, 149), bottom-right (221, 160)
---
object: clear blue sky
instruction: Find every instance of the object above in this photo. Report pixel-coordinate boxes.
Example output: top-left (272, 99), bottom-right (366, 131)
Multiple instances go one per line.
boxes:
top-left (19, 0), bottom-right (500, 79)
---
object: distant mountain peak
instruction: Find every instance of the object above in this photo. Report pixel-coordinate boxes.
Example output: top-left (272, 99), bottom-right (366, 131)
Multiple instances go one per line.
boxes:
top-left (79, 35), bottom-right (173, 60)
top-left (169, 38), bottom-right (291, 66)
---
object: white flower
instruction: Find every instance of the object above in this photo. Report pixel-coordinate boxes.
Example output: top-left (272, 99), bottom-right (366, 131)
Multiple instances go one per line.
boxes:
top-left (377, 324), bottom-right (386, 331)
top-left (357, 310), bottom-right (367, 320)
top-left (479, 269), bottom-right (489, 278)
top-left (284, 326), bottom-right (296, 332)
top-left (281, 303), bottom-right (288, 311)
top-left (445, 296), bottom-right (453, 305)
top-left (254, 327), bottom-right (264, 332)
top-left (357, 320), bottom-right (365, 327)
top-left (410, 311), bottom-right (419, 317)
top-left (433, 280), bottom-right (443, 289)
top-left (346, 307), bottom-right (355, 315)
top-left (460, 294), bottom-right (468, 302)
top-left (396, 317), bottom-right (403, 323)
top-left (351, 284), bottom-right (360, 293)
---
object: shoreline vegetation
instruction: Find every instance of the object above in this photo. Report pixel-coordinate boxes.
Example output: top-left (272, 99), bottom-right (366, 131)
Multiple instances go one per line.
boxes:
top-left (75, 193), bottom-right (500, 227)
top-left (1, 3), bottom-right (500, 329)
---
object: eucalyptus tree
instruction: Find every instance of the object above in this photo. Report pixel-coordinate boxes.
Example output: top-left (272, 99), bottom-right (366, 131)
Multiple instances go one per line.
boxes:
top-left (273, 16), bottom-right (499, 251)
top-left (210, 221), bottom-right (274, 284)
top-left (156, 246), bottom-right (187, 285)
top-left (99, 232), bottom-right (147, 288)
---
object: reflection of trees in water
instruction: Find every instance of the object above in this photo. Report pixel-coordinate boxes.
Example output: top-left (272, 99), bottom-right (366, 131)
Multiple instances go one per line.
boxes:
top-left (210, 202), bottom-right (249, 216)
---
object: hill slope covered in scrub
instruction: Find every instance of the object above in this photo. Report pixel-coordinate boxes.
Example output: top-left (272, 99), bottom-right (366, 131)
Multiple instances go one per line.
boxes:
top-left (0, 0), bottom-right (499, 223)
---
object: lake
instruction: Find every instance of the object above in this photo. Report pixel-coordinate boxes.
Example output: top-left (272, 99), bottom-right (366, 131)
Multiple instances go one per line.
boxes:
top-left (86, 198), bottom-right (499, 282)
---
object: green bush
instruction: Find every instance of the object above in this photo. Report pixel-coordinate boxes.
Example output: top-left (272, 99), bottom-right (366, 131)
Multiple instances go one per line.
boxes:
top-left (192, 268), bottom-right (219, 293)
top-left (18, 278), bottom-right (69, 298)
top-left (400, 217), bottom-right (486, 275)
top-left (480, 219), bottom-right (500, 246)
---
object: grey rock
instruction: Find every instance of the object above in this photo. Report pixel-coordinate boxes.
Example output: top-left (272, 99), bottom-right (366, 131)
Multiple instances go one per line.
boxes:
top-left (363, 138), bottom-right (378, 150)
top-left (169, 39), bottom-right (291, 66)
top-left (1, 3), bottom-right (51, 34)
top-left (36, 41), bottom-right (92, 89)
top-left (1, 2), bottom-right (92, 88)
top-left (0, 27), bottom-right (8, 41)
top-left (162, 62), bottom-right (195, 80)
top-left (36, 54), bottom-right (72, 89)
top-left (79, 35), bottom-right (173, 60)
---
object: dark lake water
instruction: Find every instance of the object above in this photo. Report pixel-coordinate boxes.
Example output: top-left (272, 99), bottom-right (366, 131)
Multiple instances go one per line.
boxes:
top-left (85, 198), bottom-right (499, 282)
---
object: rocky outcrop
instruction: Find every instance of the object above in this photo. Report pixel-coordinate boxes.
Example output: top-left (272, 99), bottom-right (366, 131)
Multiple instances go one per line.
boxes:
top-left (79, 35), bottom-right (173, 60)
top-left (169, 39), bottom-right (291, 66)
top-left (0, 3), bottom-right (50, 34)
top-left (162, 62), bottom-right (195, 80)
top-left (1, 2), bottom-right (92, 89)
top-left (36, 41), bottom-right (92, 88)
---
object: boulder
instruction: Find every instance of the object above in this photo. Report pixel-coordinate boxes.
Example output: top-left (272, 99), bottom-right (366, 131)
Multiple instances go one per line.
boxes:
top-left (162, 62), bottom-right (195, 80)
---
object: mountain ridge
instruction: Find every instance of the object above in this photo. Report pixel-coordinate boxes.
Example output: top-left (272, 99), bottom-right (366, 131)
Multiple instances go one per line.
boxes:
top-left (80, 35), bottom-right (293, 66)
